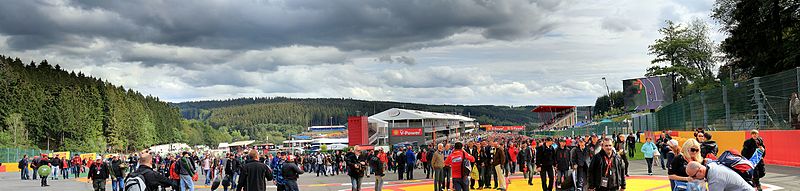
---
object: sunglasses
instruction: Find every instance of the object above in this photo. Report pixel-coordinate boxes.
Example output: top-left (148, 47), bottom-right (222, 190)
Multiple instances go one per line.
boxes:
top-left (690, 148), bottom-right (700, 153)
top-left (691, 170), bottom-right (702, 179)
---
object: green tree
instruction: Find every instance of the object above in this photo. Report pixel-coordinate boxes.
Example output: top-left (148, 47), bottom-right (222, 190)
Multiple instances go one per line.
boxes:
top-left (647, 19), bottom-right (717, 99)
top-left (712, 0), bottom-right (800, 78)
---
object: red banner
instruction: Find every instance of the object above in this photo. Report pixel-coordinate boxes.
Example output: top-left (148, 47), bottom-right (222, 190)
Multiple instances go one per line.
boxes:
top-left (489, 126), bottom-right (525, 131)
top-left (392, 128), bottom-right (424, 136)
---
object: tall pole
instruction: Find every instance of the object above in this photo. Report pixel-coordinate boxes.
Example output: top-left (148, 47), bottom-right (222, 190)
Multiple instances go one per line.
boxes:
top-left (603, 77), bottom-right (614, 108)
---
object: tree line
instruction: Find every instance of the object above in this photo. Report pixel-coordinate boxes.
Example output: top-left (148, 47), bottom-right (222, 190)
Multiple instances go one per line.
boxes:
top-left (0, 55), bottom-right (230, 152)
top-left (176, 97), bottom-right (542, 138)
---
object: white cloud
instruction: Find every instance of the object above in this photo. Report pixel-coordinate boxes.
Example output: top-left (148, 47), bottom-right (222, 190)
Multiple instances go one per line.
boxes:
top-left (0, 0), bottom-right (722, 106)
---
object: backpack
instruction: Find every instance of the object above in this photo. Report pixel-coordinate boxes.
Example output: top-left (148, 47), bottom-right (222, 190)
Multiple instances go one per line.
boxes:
top-left (715, 150), bottom-right (754, 185)
top-left (460, 151), bottom-right (472, 178)
top-left (124, 170), bottom-right (148, 191)
top-left (18, 159), bottom-right (25, 169)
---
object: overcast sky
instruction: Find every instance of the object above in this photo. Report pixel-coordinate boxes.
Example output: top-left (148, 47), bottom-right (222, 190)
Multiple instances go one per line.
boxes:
top-left (0, 0), bottom-right (722, 106)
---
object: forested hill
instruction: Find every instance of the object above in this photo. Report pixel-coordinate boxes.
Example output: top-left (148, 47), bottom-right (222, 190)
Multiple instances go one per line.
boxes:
top-left (175, 97), bottom-right (541, 128)
top-left (0, 55), bottom-right (184, 152)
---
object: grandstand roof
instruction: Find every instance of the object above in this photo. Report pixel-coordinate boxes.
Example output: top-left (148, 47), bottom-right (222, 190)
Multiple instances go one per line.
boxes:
top-left (370, 108), bottom-right (475, 122)
top-left (531, 105), bottom-right (576, 113)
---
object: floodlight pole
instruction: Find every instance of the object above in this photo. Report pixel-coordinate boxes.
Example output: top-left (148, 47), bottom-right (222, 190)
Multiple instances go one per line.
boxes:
top-left (602, 77), bottom-right (614, 108)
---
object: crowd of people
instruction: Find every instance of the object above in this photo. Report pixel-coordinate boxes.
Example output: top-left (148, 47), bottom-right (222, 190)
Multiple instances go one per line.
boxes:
top-left (13, 129), bottom-right (769, 191)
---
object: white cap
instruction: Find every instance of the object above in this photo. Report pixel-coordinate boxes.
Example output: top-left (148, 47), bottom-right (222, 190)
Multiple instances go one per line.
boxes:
top-left (96, 156), bottom-right (102, 160)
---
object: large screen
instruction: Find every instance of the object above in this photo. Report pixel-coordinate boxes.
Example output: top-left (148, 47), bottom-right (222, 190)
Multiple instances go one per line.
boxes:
top-left (623, 76), bottom-right (673, 111)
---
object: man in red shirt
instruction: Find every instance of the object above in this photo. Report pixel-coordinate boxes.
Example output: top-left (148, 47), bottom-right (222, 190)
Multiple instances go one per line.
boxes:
top-left (445, 142), bottom-right (475, 191)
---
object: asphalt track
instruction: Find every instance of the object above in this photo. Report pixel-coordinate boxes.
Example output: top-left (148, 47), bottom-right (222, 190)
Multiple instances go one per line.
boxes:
top-left (0, 160), bottom-right (797, 191)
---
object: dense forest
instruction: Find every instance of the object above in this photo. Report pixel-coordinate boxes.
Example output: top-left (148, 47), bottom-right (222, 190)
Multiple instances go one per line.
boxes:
top-left (176, 97), bottom-right (542, 140)
top-left (0, 55), bottom-right (232, 152)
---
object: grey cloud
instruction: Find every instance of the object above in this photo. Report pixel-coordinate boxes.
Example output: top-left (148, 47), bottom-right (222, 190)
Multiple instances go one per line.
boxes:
top-left (0, 0), bottom-right (560, 52)
top-left (376, 55), bottom-right (416, 65)
top-left (382, 67), bottom-right (492, 88)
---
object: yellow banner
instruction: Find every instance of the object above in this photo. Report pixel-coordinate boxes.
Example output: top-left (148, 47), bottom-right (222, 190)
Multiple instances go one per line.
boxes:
top-left (79, 153), bottom-right (97, 161)
top-left (49, 151), bottom-right (70, 159)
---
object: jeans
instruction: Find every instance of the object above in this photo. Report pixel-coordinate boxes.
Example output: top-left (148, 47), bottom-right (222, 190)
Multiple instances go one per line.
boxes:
top-left (204, 169), bottom-right (211, 185)
top-left (231, 173), bottom-right (238, 189)
top-left (434, 168), bottom-right (444, 191)
top-left (32, 167), bottom-right (38, 180)
top-left (73, 166), bottom-right (80, 178)
top-left (180, 174), bottom-right (195, 191)
top-left (285, 180), bottom-right (299, 191)
top-left (93, 179), bottom-right (107, 191)
top-left (375, 175), bottom-right (384, 191)
top-left (350, 177), bottom-right (362, 191)
top-left (495, 165), bottom-right (506, 190)
top-left (576, 166), bottom-right (587, 191)
top-left (62, 167), bottom-right (69, 179)
top-left (52, 166), bottom-right (59, 179)
top-left (397, 165), bottom-right (404, 180)
top-left (453, 177), bottom-right (469, 191)
top-left (509, 162), bottom-right (517, 174)
top-left (111, 177), bottom-right (125, 191)
top-left (540, 166), bottom-right (554, 191)
top-left (660, 152), bottom-right (668, 170)
top-left (405, 163), bottom-right (414, 180)
top-left (556, 169), bottom-right (573, 190)
top-left (481, 165), bottom-right (495, 188)
top-left (645, 158), bottom-right (654, 174)
top-left (443, 167), bottom-right (452, 189)
top-left (316, 164), bottom-right (326, 176)
top-left (526, 163), bottom-right (535, 183)
top-left (21, 167), bottom-right (29, 180)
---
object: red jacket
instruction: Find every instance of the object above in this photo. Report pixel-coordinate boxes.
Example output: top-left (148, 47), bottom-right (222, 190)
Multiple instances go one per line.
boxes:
top-left (378, 152), bottom-right (388, 164)
top-left (444, 149), bottom-right (475, 179)
top-left (509, 146), bottom-right (518, 162)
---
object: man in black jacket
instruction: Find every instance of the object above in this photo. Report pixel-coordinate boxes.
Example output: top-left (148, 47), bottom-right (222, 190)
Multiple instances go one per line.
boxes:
top-left (587, 138), bottom-right (626, 191)
top-left (237, 152), bottom-right (272, 191)
top-left (573, 138), bottom-right (592, 191)
top-left (626, 134), bottom-right (637, 158)
top-left (395, 148), bottom-right (405, 180)
top-left (520, 143), bottom-right (535, 185)
top-left (132, 152), bottom-right (177, 191)
top-left (224, 153), bottom-right (241, 190)
top-left (282, 155), bottom-right (303, 191)
top-left (555, 139), bottom-right (572, 189)
top-left (88, 157), bottom-right (110, 191)
top-left (110, 156), bottom-right (125, 191)
top-left (536, 137), bottom-right (556, 191)
top-left (480, 141), bottom-right (495, 189)
top-left (346, 149), bottom-right (366, 191)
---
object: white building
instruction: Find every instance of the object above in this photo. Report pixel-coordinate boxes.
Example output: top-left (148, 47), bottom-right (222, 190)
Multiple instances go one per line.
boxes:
top-left (370, 108), bottom-right (478, 145)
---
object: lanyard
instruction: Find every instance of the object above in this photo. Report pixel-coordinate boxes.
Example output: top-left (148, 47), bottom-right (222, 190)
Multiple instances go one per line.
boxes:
top-left (604, 156), bottom-right (613, 177)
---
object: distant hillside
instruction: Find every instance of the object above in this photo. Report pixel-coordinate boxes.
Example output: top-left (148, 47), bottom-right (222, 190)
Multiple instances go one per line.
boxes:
top-left (175, 97), bottom-right (541, 128)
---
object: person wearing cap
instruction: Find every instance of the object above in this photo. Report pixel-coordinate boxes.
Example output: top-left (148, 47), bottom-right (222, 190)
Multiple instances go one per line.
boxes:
top-left (444, 142), bottom-right (476, 191)
top-left (38, 154), bottom-right (51, 187)
top-left (536, 137), bottom-right (556, 191)
top-left (88, 156), bottom-right (110, 191)
top-left (742, 129), bottom-right (766, 191)
top-left (177, 151), bottom-right (196, 191)
top-left (573, 138), bottom-right (592, 191)
top-left (282, 155), bottom-right (303, 191)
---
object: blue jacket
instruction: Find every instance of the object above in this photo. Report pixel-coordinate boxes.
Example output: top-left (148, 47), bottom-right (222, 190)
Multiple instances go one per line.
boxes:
top-left (641, 141), bottom-right (658, 158)
top-left (405, 150), bottom-right (416, 164)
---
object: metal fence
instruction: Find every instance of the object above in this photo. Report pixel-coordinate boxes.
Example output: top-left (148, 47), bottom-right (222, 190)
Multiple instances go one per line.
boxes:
top-left (0, 148), bottom-right (52, 163)
top-left (655, 68), bottom-right (800, 131)
top-left (531, 122), bottom-right (630, 137)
